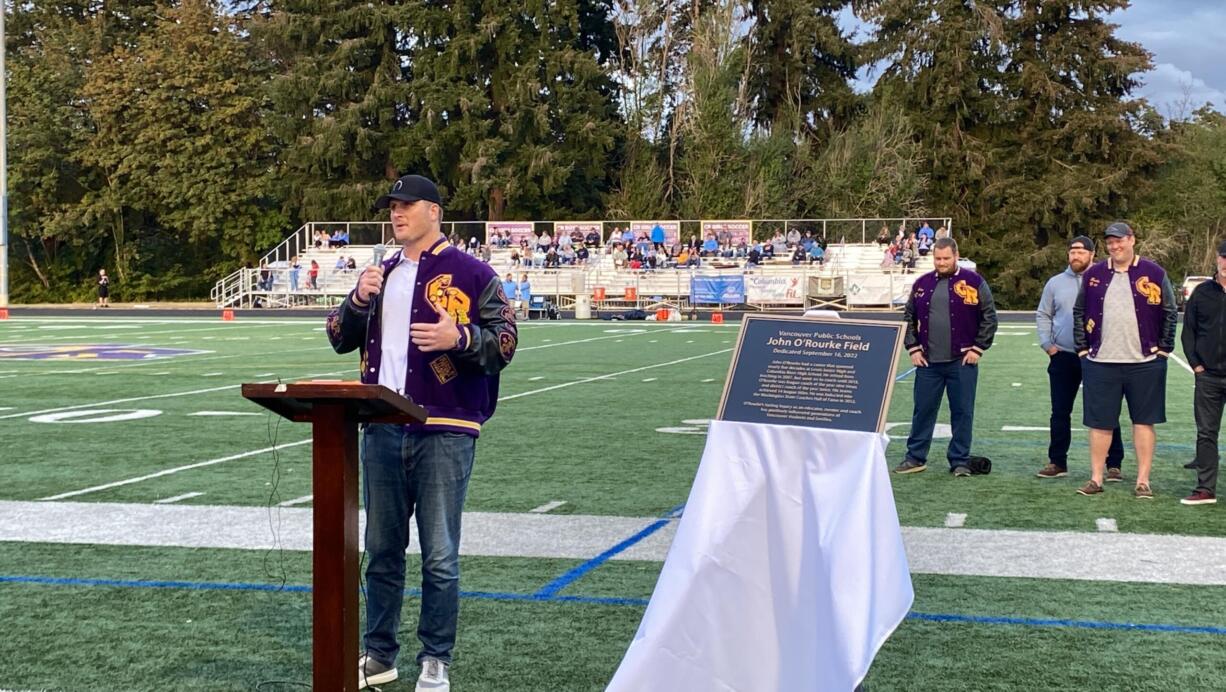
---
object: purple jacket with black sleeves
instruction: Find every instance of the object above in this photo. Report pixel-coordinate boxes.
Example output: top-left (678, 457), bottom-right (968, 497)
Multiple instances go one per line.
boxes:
top-left (1073, 255), bottom-right (1177, 359)
top-left (903, 267), bottom-right (998, 357)
top-left (325, 236), bottom-right (516, 436)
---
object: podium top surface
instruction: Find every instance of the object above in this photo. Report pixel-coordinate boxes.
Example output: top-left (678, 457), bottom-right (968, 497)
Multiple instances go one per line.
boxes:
top-left (241, 381), bottom-right (428, 424)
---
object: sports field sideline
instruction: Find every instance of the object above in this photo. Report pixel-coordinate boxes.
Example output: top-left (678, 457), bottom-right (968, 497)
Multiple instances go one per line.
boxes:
top-left (1, 315), bottom-right (1225, 691)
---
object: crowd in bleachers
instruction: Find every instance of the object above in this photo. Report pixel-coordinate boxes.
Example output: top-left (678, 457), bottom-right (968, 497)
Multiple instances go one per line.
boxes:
top-left (447, 224), bottom-right (851, 273)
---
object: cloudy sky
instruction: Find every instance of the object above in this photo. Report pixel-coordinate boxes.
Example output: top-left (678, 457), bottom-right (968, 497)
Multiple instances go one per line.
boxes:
top-left (840, 1), bottom-right (1226, 117)
top-left (1111, 1), bottom-right (1226, 116)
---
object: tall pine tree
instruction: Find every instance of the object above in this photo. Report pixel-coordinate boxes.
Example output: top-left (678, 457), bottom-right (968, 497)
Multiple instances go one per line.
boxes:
top-left (988, 0), bottom-right (1161, 297)
top-left (745, 0), bottom-right (858, 139)
top-left (401, 0), bottom-right (621, 220)
top-left (248, 0), bottom-right (413, 221)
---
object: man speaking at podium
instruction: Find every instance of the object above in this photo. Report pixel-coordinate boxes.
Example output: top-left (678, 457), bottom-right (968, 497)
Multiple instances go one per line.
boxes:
top-left (324, 174), bottom-right (517, 690)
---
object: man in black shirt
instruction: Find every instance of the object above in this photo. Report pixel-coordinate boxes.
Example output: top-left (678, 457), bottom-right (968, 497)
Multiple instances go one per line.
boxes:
top-left (1180, 239), bottom-right (1226, 505)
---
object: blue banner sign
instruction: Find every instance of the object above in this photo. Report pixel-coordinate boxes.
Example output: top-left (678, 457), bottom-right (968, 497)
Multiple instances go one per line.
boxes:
top-left (690, 275), bottom-right (745, 304)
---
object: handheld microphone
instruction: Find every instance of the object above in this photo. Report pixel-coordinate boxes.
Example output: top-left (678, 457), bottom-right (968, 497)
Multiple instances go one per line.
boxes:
top-left (365, 244), bottom-right (388, 347)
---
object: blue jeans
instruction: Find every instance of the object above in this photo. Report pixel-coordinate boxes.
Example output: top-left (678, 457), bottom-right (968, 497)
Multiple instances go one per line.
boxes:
top-left (361, 424), bottom-right (476, 666)
top-left (905, 360), bottom-right (978, 469)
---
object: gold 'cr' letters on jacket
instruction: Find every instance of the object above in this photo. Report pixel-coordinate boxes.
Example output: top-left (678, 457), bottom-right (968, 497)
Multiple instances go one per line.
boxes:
top-left (1134, 277), bottom-right (1162, 305)
top-left (953, 280), bottom-right (979, 306)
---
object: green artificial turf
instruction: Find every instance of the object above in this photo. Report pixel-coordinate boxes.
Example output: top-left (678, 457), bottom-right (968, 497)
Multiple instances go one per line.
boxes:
top-left (3, 316), bottom-right (1226, 691)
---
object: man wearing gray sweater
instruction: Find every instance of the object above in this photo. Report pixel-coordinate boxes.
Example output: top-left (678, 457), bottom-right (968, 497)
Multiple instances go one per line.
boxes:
top-left (1035, 236), bottom-right (1124, 480)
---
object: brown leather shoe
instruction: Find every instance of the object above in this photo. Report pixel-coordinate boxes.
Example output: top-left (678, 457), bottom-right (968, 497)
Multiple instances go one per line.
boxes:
top-left (1036, 464), bottom-right (1067, 479)
top-left (1134, 483), bottom-right (1154, 499)
top-left (1106, 468), bottom-right (1124, 483)
top-left (1076, 480), bottom-right (1103, 496)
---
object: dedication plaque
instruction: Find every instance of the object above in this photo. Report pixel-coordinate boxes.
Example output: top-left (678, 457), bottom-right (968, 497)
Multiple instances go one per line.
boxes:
top-left (717, 314), bottom-right (905, 433)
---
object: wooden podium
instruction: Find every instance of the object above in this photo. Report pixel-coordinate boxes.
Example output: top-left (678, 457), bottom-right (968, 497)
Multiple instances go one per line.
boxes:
top-left (242, 382), bottom-right (427, 691)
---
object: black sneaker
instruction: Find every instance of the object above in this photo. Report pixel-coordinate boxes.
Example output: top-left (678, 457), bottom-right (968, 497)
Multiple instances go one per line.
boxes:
top-left (1184, 460), bottom-right (1201, 470)
top-left (893, 459), bottom-right (927, 474)
top-left (951, 466), bottom-right (972, 477)
top-left (359, 653), bottom-right (398, 689)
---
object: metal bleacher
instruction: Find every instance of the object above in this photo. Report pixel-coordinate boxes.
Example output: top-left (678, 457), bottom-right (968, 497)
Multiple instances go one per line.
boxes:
top-left (211, 219), bottom-right (946, 312)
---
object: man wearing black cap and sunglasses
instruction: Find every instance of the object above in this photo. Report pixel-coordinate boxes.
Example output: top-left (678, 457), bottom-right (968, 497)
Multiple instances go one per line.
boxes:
top-left (1035, 236), bottom-right (1125, 480)
top-left (325, 174), bottom-right (518, 690)
top-left (1179, 239), bottom-right (1226, 506)
top-left (1073, 222), bottom-right (1178, 499)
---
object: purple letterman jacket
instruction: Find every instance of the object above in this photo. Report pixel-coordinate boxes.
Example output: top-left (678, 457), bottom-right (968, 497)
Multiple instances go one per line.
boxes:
top-left (903, 267), bottom-right (998, 357)
top-left (1073, 255), bottom-right (1177, 358)
top-left (324, 236), bottom-right (517, 436)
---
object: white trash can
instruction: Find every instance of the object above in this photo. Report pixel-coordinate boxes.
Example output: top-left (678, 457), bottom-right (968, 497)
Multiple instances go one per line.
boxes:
top-left (574, 294), bottom-right (592, 319)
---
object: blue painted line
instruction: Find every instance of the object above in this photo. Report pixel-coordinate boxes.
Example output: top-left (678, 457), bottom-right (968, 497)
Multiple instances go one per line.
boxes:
top-left (532, 519), bottom-right (672, 598)
top-left (4, 574), bottom-right (1225, 636)
top-left (907, 611), bottom-right (1226, 636)
top-left (895, 367), bottom-right (916, 381)
top-left (663, 502), bottom-right (686, 518)
top-left (0, 574), bottom-right (311, 593)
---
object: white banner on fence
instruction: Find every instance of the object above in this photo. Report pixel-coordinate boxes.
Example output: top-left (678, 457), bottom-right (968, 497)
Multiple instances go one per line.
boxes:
top-left (700, 220), bottom-right (753, 245)
top-left (745, 275), bottom-right (804, 304)
top-left (630, 221), bottom-right (680, 245)
top-left (846, 275), bottom-right (915, 307)
top-left (555, 222), bottom-right (603, 243)
top-left (486, 221), bottom-right (536, 245)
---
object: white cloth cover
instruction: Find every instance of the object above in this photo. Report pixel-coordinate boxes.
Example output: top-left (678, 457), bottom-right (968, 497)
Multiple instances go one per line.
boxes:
top-left (607, 420), bottom-right (913, 692)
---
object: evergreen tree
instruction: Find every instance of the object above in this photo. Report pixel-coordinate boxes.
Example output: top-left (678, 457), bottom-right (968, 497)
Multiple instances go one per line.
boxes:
top-left (401, 0), bottom-right (621, 220)
top-left (745, 0), bottom-right (858, 139)
top-left (248, 0), bottom-right (413, 221)
top-left (988, 0), bottom-right (1162, 298)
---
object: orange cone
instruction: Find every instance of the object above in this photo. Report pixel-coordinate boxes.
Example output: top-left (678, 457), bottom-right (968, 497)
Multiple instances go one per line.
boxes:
top-left (711, 312), bottom-right (724, 324)
top-left (0, 308), bottom-right (8, 320)
top-left (221, 309), bottom-right (235, 321)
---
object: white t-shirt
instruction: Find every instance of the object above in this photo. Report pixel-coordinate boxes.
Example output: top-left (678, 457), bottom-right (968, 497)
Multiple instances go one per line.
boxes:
top-left (378, 255), bottom-right (419, 394)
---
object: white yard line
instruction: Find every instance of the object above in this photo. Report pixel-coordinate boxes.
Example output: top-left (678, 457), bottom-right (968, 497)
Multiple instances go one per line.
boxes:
top-left (278, 495), bottom-right (314, 507)
top-left (1001, 425), bottom-right (1049, 432)
top-left (1096, 518), bottom-right (1119, 533)
top-left (944, 513), bottom-right (967, 528)
top-left (1169, 352), bottom-right (1196, 376)
top-left (499, 349), bottom-right (732, 402)
top-left (529, 500), bottom-right (568, 513)
top-left (187, 411), bottom-right (264, 417)
top-left (38, 440), bottom-right (313, 501)
top-left (0, 384), bottom-right (243, 421)
top-left (5, 502), bottom-right (1226, 585)
top-left (153, 492), bottom-right (205, 504)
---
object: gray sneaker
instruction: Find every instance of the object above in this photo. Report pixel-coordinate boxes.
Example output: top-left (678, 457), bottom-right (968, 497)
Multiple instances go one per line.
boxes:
top-left (358, 653), bottom-right (398, 690)
top-left (416, 656), bottom-right (450, 692)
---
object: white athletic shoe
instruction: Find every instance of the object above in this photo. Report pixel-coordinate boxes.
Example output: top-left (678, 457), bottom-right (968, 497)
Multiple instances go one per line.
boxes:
top-left (416, 656), bottom-right (450, 691)
top-left (358, 652), bottom-right (398, 690)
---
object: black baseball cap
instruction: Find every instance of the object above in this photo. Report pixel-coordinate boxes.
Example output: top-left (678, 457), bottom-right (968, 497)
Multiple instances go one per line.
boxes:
top-left (1069, 235), bottom-right (1094, 251)
top-left (1103, 222), bottom-right (1134, 238)
top-left (374, 174), bottom-right (442, 210)
top-left (1217, 239), bottom-right (1226, 257)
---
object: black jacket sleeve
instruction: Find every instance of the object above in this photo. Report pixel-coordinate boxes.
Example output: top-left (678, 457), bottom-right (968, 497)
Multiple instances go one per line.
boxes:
top-left (1073, 280), bottom-right (1089, 356)
top-left (972, 281), bottom-right (997, 354)
top-left (1159, 275), bottom-right (1178, 355)
top-left (903, 289), bottom-right (922, 355)
top-left (1181, 286), bottom-right (1202, 369)
top-left (325, 290), bottom-right (371, 355)
top-left (452, 275), bottom-right (517, 375)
